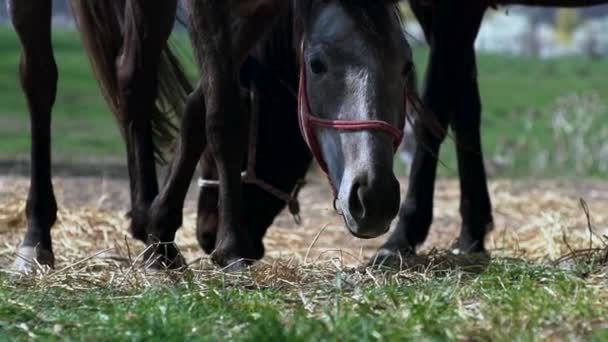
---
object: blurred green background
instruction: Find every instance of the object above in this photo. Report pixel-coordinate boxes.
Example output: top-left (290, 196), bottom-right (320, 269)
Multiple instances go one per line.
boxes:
top-left (0, 27), bottom-right (607, 178)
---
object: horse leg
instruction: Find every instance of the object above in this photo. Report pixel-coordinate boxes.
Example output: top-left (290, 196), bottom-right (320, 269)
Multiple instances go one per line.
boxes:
top-left (375, 96), bottom-right (448, 261)
top-left (140, 0), bottom-right (239, 269)
top-left (373, 6), bottom-right (447, 262)
top-left (10, 0), bottom-right (58, 270)
top-left (196, 85), bottom-right (251, 255)
top-left (116, 0), bottom-right (177, 242)
top-left (374, 2), bottom-right (486, 263)
top-left (196, 149), bottom-right (220, 254)
top-left (450, 18), bottom-right (493, 255)
top-left (193, 1), bottom-right (286, 267)
top-left (141, 16), bottom-right (233, 268)
top-left (206, 0), bottom-right (288, 267)
top-left (190, 1), bottom-right (259, 269)
top-left (143, 0), bottom-right (284, 269)
top-left (144, 84), bottom-right (206, 268)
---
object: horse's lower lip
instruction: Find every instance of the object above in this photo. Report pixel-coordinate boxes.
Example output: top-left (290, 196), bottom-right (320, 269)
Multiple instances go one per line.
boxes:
top-left (349, 230), bottom-right (375, 239)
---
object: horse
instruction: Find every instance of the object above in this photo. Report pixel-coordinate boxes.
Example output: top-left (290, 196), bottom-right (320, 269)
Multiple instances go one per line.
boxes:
top-left (194, 1), bottom-right (424, 258)
top-left (143, 0), bottom-right (418, 269)
top-left (9, 0), bottom-right (191, 271)
top-left (11, 0), bottom-right (416, 271)
top-left (198, 0), bottom-right (608, 268)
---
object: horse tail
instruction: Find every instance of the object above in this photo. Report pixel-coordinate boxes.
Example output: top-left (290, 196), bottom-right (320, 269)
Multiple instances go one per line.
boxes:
top-left (69, 0), bottom-right (192, 162)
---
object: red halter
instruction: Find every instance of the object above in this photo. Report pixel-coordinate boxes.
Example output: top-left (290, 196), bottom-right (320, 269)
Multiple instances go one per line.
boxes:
top-left (297, 64), bottom-right (406, 192)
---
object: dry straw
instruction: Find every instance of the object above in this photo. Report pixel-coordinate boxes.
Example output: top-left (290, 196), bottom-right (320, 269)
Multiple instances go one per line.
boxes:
top-left (2, 176), bottom-right (608, 292)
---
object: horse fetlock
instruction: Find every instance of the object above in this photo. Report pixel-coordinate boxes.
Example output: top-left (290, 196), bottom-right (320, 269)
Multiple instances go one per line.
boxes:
top-left (369, 244), bottom-right (416, 269)
top-left (128, 206), bottom-right (150, 242)
top-left (25, 196), bottom-right (57, 226)
top-left (145, 203), bottom-right (182, 241)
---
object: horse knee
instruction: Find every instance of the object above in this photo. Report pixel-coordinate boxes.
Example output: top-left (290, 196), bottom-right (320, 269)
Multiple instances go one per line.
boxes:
top-left (116, 56), bottom-right (157, 102)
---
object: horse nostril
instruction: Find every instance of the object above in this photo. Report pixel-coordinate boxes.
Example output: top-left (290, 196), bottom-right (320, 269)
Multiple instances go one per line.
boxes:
top-left (348, 178), bottom-right (367, 220)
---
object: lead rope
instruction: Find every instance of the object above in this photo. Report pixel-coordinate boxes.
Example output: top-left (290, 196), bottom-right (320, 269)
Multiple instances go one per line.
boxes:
top-left (198, 87), bottom-right (305, 225)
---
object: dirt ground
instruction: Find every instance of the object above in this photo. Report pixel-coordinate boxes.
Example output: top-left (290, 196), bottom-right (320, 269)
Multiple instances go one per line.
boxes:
top-left (2, 169), bottom-right (608, 269)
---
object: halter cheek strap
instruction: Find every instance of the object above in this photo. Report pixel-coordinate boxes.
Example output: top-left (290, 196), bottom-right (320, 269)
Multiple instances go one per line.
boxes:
top-left (297, 65), bottom-right (405, 193)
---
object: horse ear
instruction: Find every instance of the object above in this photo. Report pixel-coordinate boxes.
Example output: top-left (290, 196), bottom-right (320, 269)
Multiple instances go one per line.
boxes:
top-left (233, 0), bottom-right (279, 17)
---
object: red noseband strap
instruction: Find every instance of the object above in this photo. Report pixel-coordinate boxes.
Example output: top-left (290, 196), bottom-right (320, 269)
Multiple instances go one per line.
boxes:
top-left (297, 67), bottom-right (405, 192)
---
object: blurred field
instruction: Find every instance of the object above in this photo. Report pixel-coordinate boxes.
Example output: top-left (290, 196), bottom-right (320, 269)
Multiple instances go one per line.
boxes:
top-left (1, 28), bottom-right (607, 177)
top-left (0, 28), bottom-right (196, 161)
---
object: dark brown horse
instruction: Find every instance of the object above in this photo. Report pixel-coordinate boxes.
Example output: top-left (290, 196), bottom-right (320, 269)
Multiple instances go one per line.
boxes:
top-left (10, 0), bottom-right (283, 271)
top-left (196, 0), bottom-right (608, 268)
top-left (12, 0), bottom-right (415, 270)
top-left (10, 0), bottom-right (191, 271)
top-left (175, 0), bottom-right (608, 271)
top-left (207, 0), bottom-right (608, 263)
top-left (148, 0), bottom-right (416, 269)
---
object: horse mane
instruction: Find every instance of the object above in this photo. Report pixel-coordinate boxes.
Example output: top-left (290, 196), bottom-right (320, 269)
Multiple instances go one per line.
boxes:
top-left (251, 5), bottom-right (298, 83)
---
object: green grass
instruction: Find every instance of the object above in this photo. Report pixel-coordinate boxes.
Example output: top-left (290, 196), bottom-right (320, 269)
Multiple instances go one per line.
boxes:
top-left (0, 28), bottom-right (196, 160)
top-left (409, 50), bottom-right (608, 178)
top-left (0, 29), bottom-right (121, 158)
top-left (1, 27), bottom-right (608, 176)
top-left (1, 258), bottom-right (607, 341)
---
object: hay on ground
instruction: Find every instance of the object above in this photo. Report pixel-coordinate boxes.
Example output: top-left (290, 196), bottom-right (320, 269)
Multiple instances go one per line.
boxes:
top-left (1, 176), bottom-right (608, 290)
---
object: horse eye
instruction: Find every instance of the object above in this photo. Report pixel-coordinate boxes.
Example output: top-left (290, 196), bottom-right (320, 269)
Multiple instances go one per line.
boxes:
top-left (309, 58), bottom-right (327, 75)
top-left (402, 62), bottom-right (414, 78)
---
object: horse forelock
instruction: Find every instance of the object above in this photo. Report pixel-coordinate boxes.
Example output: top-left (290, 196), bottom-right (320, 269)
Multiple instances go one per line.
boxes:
top-left (293, 0), bottom-right (402, 47)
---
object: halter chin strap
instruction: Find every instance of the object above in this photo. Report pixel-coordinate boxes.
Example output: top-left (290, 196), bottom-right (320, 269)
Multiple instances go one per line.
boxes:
top-left (297, 65), bottom-right (405, 193)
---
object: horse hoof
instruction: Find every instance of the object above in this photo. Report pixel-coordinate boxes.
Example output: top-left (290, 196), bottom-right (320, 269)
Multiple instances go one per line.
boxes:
top-left (368, 247), bottom-right (415, 269)
top-left (211, 251), bottom-right (259, 270)
top-left (12, 246), bottom-right (55, 272)
top-left (211, 238), bottom-right (264, 269)
top-left (451, 238), bottom-right (488, 257)
top-left (144, 253), bottom-right (187, 271)
top-left (450, 244), bottom-right (490, 268)
top-left (144, 243), bottom-right (187, 270)
top-left (217, 257), bottom-right (254, 273)
top-left (451, 246), bottom-right (489, 258)
top-left (197, 231), bottom-right (217, 255)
